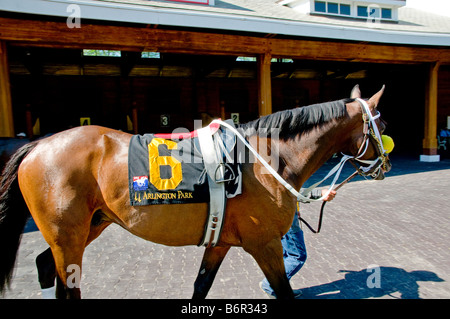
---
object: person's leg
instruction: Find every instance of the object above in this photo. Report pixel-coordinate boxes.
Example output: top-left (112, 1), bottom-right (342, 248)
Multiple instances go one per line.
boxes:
top-left (260, 215), bottom-right (307, 297)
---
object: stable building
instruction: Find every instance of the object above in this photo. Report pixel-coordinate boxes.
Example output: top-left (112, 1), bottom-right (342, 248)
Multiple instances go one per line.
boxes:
top-left (0, 0), bottom-right (449, 161)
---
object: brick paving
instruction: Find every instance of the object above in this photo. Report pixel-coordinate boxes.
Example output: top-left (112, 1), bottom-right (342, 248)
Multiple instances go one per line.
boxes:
top-left (2, 155), bottom-right (450, 299)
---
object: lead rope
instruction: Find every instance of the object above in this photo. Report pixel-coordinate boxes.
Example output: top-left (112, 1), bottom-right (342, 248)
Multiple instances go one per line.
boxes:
top-left (298, 170), bottom-right (358, 233)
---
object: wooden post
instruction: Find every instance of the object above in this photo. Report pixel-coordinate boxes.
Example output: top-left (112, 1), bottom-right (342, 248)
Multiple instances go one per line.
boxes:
top-left (420, 61), bottom-right (441, 162)
top-left (25, 104), bottom-right (33, 138)
top-left (257, 53), bottom-right (272, 117)
top-left (0, 41), bottom-right (14, 137)
top-left (132, 103), bottom-right (139, 134)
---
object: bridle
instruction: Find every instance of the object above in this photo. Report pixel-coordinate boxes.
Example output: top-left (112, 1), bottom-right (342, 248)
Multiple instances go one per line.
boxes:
top-left (346, 98), bottom-right (391, 179)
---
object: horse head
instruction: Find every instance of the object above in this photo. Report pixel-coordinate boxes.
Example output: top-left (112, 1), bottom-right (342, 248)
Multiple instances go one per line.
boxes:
top-left (345, 85), bottom-right (392, 180)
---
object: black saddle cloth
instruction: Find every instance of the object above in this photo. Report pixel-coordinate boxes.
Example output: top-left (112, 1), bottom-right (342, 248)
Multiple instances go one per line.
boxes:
top-left (128, 126), bottom-right (242, 206)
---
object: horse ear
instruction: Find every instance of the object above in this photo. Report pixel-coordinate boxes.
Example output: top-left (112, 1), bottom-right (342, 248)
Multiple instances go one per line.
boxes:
top-left (350, 85), bottom-right (361, 99)
top-left (368, 85), bottom-right (385, 109)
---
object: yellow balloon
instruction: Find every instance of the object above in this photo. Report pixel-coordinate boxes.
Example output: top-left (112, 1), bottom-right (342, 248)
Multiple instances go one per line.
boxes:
top-left (382, 135), bottom-right (394, 153)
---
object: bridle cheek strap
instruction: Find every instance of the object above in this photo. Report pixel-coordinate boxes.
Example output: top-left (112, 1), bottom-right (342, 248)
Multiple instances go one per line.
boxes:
top-left (356, 98), bottom-right (385, 154)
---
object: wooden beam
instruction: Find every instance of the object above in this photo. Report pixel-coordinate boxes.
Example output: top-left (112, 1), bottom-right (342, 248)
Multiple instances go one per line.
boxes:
top-left (257, 53), bottom-right (272, 116)
top-left (269, 38), bottom-right (450, 65)
top-left (422, 61), bottom-right (441, 158)
top-left (0, 17), bottom-right (267, 56)
top-left (1, 17), bottom-right (450, 64)
top-left (0, 41), bottom-right (14, 137)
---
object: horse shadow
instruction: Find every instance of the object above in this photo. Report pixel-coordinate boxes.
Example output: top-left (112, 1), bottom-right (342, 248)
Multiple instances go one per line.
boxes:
top-left (300, 266), bottom-right (444, 299)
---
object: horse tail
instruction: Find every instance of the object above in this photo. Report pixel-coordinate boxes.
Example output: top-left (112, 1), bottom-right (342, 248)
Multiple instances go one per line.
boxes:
top-left (0, 141), bottom-right (39, 294)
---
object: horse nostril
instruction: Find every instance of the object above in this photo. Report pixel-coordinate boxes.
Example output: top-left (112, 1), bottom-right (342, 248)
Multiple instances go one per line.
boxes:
top-left (375, 171), bottom-right (385, 180)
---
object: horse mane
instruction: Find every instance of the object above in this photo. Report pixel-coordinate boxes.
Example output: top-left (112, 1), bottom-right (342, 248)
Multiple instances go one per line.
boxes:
top-left (238, 98), bottom-right (353, 138)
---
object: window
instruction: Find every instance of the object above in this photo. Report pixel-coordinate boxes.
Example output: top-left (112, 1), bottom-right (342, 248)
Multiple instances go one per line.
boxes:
top-left (382, 8), bottom-right (392, 19)
top-left (315, 1), bottom-right (326, 13)
top-left (271, 58), bottom-right (294, 63)
top-left (141, 52), bottom-right (161, 59)
top-left (236, 56), bottom-right (257, 62)
top-left (327, 2), bottom-right (339, 14)
top-left (236, 57), bottom-right (293, 63)
top-left (315, 1), bottom-right (351, 17)
top-left (83, 49), bottom-right (121, 57)
top-left (312, 2), bottom-right (394, 20)
top-left (340, 4), bottom-right (351, 15)
top-left (357, 6), bottom-right (368, 17)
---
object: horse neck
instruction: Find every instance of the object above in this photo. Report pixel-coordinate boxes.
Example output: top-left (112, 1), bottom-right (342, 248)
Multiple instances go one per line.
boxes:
top-left (278, 118), bottom-right (355, 190)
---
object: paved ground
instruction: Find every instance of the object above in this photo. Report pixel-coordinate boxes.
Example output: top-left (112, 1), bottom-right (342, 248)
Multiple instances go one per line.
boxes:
top-left (2, 155), bottom-right (450, 299)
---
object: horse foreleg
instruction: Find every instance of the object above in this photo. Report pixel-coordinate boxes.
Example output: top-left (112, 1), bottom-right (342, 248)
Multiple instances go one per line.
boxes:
top-left (246, 239), bottom-right (294, 299)
top-left (192, 246), bottom-right (230, 299)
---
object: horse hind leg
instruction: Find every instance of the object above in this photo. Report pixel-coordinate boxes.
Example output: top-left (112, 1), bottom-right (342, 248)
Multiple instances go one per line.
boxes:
top-left (36, 222), bottom-right (111, 299)
top-left (36, 247), bottom-right (86, 299)
top-left (49, 240), bottom-right (86, 299)
top-left (35, 215), bottom-right (91, 299)
top-left (34, 242), bottom-right (84, 299)
top-left (192, 246), bottom-right (230, 299)
top-left (36, 247), bottom-right (57, 298)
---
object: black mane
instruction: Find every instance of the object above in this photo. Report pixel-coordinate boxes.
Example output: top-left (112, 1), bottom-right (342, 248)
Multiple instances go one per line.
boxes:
top-left (238, 98), bottom-right (352, 138)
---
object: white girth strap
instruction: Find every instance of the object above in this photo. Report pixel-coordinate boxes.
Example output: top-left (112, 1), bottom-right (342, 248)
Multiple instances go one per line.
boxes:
top-left (197, 125), bottom-right (227, 247)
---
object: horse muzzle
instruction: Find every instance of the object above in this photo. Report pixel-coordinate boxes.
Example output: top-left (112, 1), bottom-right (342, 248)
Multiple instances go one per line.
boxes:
top-left (353, 153), bottom-right (391, 180)
top-left (372, 155), bottom-right (392, 180)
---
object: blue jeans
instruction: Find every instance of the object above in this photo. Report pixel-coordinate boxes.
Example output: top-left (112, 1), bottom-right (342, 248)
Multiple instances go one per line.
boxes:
top-left (261, 214), bottom-right (307, 296)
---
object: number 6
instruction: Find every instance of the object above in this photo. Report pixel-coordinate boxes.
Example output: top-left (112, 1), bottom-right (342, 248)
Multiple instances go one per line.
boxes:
top-left (148, 138), bottom-right (183, 190)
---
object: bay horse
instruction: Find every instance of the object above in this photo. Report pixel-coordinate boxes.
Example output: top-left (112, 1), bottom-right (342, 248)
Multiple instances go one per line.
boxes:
top-left (0, 85), bottom-right (390, 299)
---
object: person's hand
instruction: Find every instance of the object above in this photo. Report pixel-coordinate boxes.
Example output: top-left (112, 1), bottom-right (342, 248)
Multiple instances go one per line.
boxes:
top-left (322, 189), bottom-right (336, 202)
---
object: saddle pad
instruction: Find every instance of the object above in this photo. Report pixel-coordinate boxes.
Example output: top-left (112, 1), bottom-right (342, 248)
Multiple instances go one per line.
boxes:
top-left (128, 128), bottom-right (242, 206)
